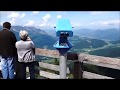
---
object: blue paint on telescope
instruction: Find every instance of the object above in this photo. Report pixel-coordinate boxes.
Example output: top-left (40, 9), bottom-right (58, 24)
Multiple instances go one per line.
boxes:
top-left (56, 19), bottom-right (73, 37)
top-left (53, 18), bottom-right (73, 54)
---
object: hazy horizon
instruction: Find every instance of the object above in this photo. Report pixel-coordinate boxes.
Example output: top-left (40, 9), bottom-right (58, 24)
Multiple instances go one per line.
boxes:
top-left (0, 25), bottom-right (119, 31)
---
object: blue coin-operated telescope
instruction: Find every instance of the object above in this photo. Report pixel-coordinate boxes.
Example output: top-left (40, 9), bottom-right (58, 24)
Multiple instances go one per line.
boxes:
top-left (53, 18), bottom-right (73, 79)
top-left (53, 18), bottom-right (73, 55)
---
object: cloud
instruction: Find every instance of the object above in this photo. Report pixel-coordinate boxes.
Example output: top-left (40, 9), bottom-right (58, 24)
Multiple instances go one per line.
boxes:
top-left (7, 12), bottom-right (20, 18)
top-left (39, 22), bottom-right (47, 27)
top-left (11, 18), bottom-right (16, 25)
top-left (20, 13), bottom-right (25, 18)
top-left (4, 12), bottom-right (26, 26)
top-left (32, 11), bottom-right (39, 14)
top-left (72, 22), bottom-right (82, 27)
top-left (90, 20), bottom-right (119, 26)
top-left (7, 12), bottom-right (25, 19)
top-left (57, 11), bottom-right (67, 14)
top-left (0, 22), bottom-right (2, 26)
top-left (39, 22), bottom-right (52, 28)
top-left (0, 12), bottom-right (17, 25)
top-left (57, 15), bottom-right (62, 19)
top-left (50, 24), bottom-right (55, 27)
top-left (1, 11), bottom-right (17, 18)
top-left (38, 14), bottom-right (52, 28)
top-left (25, 20), bottom-right (34, 26)
top-left (42, 14), bottom-right (51, 22)
top-left (90, 11), bottom-right (109, 15)
top-left (7, 18), bottom-right (16, 25)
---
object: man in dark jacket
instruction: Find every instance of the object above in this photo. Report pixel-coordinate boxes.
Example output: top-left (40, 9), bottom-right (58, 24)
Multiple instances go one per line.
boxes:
top-left (0, 22), bottom-right (17, 79)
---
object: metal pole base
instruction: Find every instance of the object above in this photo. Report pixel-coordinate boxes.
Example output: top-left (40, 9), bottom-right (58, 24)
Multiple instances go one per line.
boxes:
top-left (59, 54), bottom-right (67, 79)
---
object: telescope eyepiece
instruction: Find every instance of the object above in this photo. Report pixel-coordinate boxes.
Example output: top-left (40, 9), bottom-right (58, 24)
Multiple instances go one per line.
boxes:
top-left (60, 32), bottom-right (69, 37)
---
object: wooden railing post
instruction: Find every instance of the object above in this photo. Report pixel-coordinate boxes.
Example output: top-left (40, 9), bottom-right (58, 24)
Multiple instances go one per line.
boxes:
top-left (74, 61), bottom-right (83, 79)
top-left (67, 52), bottom-right (83, 79)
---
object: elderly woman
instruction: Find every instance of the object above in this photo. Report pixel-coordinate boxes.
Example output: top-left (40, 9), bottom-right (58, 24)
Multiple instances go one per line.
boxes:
top-left (15, 30), bottom-right (35, 79)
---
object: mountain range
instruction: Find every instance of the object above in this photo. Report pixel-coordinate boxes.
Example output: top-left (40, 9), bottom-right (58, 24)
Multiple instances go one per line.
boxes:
top-left (0, 26), bottom-right (57, 49)
top-left (44, 28), bottom-right (120, 41)
top-left (0, 26), bottom-right (120, 58)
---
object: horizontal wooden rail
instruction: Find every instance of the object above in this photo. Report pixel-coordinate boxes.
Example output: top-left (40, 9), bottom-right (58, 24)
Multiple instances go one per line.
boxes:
top-left (26, 67), bottom-right (60, 79)
top-left (26, 62), bottom-right (70, 79)
top-left (39, 70), bottom-right (60, 79)
top-left (38, 62), bottom-right (70, 74)
top-left (78, 54), bottom-right (120, 70)
top-left (35, 48), bottom-right (120, 68)
top-left (83, 71), bottom-right (114, 79)
top-left (35, 48), bottom-right (120, 70)
top-left (36, 48), bottom-right (59, 58)
top-left (83, 61), bottom-right (120, 70)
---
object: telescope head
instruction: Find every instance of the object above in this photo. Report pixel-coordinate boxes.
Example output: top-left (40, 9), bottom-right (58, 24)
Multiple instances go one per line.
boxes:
top-left (54, 18), bottom-right (73, 37)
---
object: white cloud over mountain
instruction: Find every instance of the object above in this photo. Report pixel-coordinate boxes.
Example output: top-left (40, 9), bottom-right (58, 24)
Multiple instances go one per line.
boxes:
top-left (57, 15), bottom-right (62, 19)
top-left (90, 20), bottom-right (119, 26)
top-left (25, 20), bottom-right (34, 26)
top-left (33, 11), bottom-right (39, 14)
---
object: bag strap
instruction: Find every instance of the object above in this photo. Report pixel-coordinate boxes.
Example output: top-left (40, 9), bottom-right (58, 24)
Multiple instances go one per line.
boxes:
top-left (22, 49), bottom-right (31, 61)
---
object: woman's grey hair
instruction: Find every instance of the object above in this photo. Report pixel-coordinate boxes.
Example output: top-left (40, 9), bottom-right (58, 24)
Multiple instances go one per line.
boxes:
top-left (19, 30), bottom-right (28, 40)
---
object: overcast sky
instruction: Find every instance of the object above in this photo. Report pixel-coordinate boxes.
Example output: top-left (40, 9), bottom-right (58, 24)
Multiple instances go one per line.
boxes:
top-left (0, 11), bottom-right (119, 30)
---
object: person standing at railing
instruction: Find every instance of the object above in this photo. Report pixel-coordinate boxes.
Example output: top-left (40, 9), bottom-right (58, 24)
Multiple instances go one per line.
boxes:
top-left (0, 22), bottom-right (17, 79)
top-left (15, 30), bottom-right (36, 79)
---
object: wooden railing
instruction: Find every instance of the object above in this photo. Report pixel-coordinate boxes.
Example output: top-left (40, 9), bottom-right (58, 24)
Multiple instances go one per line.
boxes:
top-left (34, 48), bottom-right (120, 79)
top-left (27, 62), bottom-right (70, 79)
top-left (1, 48), bottom-right (119, 79)
top-left (30, 48), bottom-right (70, 79)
